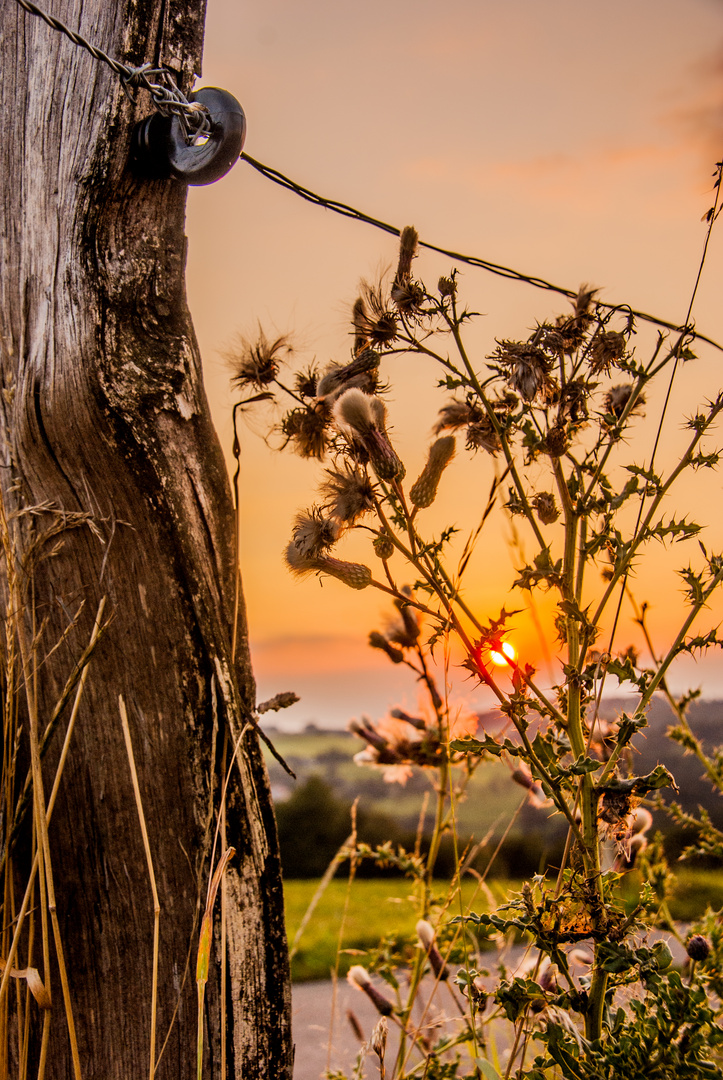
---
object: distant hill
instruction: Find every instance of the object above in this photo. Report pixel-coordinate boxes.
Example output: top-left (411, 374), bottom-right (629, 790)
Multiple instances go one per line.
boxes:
top-left (262, 697), bottom-right (723, 861)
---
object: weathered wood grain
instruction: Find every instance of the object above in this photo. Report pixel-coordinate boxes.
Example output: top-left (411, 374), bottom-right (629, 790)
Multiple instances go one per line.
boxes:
top-left (0, 2), bottom-right (292, 1076)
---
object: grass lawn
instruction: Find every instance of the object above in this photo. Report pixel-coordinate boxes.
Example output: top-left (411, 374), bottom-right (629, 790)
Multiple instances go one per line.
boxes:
top-left (285, 876), bottom-right (518, 982)
top-left (284, 867), bottom-right (723, 982)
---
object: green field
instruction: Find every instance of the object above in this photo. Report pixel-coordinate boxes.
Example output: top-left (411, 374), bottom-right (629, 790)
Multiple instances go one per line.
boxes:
top-left (265, 728), bottom-right (526, 836)
top-left (284, 868), bottom-right (723, 982)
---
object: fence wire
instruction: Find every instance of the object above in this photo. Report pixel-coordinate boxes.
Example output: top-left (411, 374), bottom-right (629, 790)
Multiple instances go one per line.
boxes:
top-left (240, 152), bottom-right (723, 353)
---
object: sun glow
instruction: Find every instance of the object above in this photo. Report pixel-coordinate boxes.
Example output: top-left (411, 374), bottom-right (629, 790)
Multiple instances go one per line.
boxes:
top-left (490, 641), bottom-right (517, 666)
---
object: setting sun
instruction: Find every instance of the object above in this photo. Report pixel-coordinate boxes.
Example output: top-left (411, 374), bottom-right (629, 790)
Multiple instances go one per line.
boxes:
top-left (490, 641), bottom-right (517, 666)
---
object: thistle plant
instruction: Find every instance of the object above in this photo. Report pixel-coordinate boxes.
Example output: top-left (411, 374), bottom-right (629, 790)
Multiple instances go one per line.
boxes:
top-left (231, 190), bottom-right (723, 1077)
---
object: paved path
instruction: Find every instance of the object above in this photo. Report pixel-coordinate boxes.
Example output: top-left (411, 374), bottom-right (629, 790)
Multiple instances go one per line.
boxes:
top-left (290, 931), bottom-right (689, 1079)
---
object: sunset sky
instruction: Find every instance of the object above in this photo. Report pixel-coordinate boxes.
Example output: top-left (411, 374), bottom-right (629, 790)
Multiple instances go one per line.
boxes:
top-left (186, 0), bottom-right (723, 729)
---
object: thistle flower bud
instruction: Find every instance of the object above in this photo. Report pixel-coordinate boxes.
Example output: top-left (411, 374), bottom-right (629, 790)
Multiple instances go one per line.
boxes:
top-left (391, 227), bottom-right (424, 313)
top-left (368, 630), bottom-right (405, 663)
top-left (416, 919), bottom-right (450, 980)
top-left (409, 436), bottom-right (456, 508)
top-left (438, 275), bottom-right (457, 297)
top-left (318, 555), bottom-right (372, 590)
top-left (349, 718), bottom-right (389, 751)
top-left (346, 1009), bottom-right (365, 1043)
top-left (316, 350), bottom-right (380, 401)
top-left (511, 767), bottom-right (550, 808)
top-left (390, 708), bottom-right (426, 730)
top-left (686, 934), bottom-right (711, 962)
top-left (651, 940), bottom-right (673, 971)
top-left (347, 965), bottom-right (394, 1016)
top-left (532, 492), bottom-right (560, 525)
top-left (256, 692), bottom-right (300, 715)
top-left (373, 533), bottom-right (395, 560)
top-left (393, 590), bottom-right (421, 644)
top-left (396, 226), bottom-right (419, 282)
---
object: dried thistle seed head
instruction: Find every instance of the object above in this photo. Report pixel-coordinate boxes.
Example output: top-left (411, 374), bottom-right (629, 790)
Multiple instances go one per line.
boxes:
top-left (281, 402), bottom-right (331, 459)
top-left (370, 1016), bottom-right (388, 1062)
top-left (416, 920), bottom-right (449, 980)
top-left (320, 463), bottom-right (375, 525)
top-left (373, 533), bottom-right (395, 560)
top-left (557, 379), bottom-right (589, 426)
top-left (491, 340), bottom-right (556, 402)
top-left (466, 417), bottom-right (502, 455)
top-left (396, 225), bottom-right (419, 282)
top-left (347, 964), bottom-right (372, 989)
top-left (604, 384), bottom-right (645, 419)
top-left (316, 349), bottom-right (381, 401)
top-left (409, 436), bottom-right (456, 508)
top-left (289, 507), bottom-right (340, 559)
top-left (589, 330), bottom-right (626, 375)
top-left (433, 399), bottom-right (483, 434)
top-left (533, 492), bottom-right (560, 524)
top-left (284, 541), bottom-right (323, 579)
top-left (332, 390), bottom-right (404, 481)
top-left (295, 365), bottom-right (319, 398)
top-left (353, 282), bottom-right (399, 351)
top-left (574, 283), bottom-right (598, 320)
top-left (438, 275), bottom-right (457, 297)
top-left (686, 934), bottom-right (711, 962)
top-left (226, 328), bottom-right (292, 389)
top-left (553, 284), bottom-right (599, 354)
top-left (332, 388), bottom-right (386, 437)
top-left (538, 325), bottom-right (566, 353)
top-left (391, 278), bottom-right (425, 315)
top-left (538, 962), bottom-right (559, 994)
top-left (543, 423), bottom-right (568, 458)
top-left (416, 919), bottom-right (435, 950)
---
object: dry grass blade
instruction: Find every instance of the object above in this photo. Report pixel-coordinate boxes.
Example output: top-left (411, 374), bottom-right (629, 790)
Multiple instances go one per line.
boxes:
top-left (119, 695), bottom-right (160, 1080)
top-left (196, 847), bottom-right (235, 1080)
top-left (0, 958), bottom-right (51, 1010)
top-left (289, 831), bottom-right (354, 961)
top-left (0, 597), bottom-right (106, 1047)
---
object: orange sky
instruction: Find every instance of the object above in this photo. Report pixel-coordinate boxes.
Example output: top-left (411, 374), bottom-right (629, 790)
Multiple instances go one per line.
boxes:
top-left (186, 0), bottom-right (723, 728)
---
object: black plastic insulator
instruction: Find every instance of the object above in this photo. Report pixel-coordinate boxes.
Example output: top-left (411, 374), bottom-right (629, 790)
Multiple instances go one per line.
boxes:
top-left (130, 87), bottom-right (246, 186)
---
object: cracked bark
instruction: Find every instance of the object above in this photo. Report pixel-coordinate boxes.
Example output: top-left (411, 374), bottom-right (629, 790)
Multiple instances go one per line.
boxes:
top-left (0, 1), bottom-right (293, 1076)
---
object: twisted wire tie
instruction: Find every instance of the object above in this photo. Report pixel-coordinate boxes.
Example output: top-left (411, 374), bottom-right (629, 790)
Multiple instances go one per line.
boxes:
top-left (14, 0), bottom-right (211, 141)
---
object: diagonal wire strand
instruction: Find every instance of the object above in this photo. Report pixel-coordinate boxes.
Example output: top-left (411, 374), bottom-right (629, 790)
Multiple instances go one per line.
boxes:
top-left (240, 152), bottom-right (723, 353)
